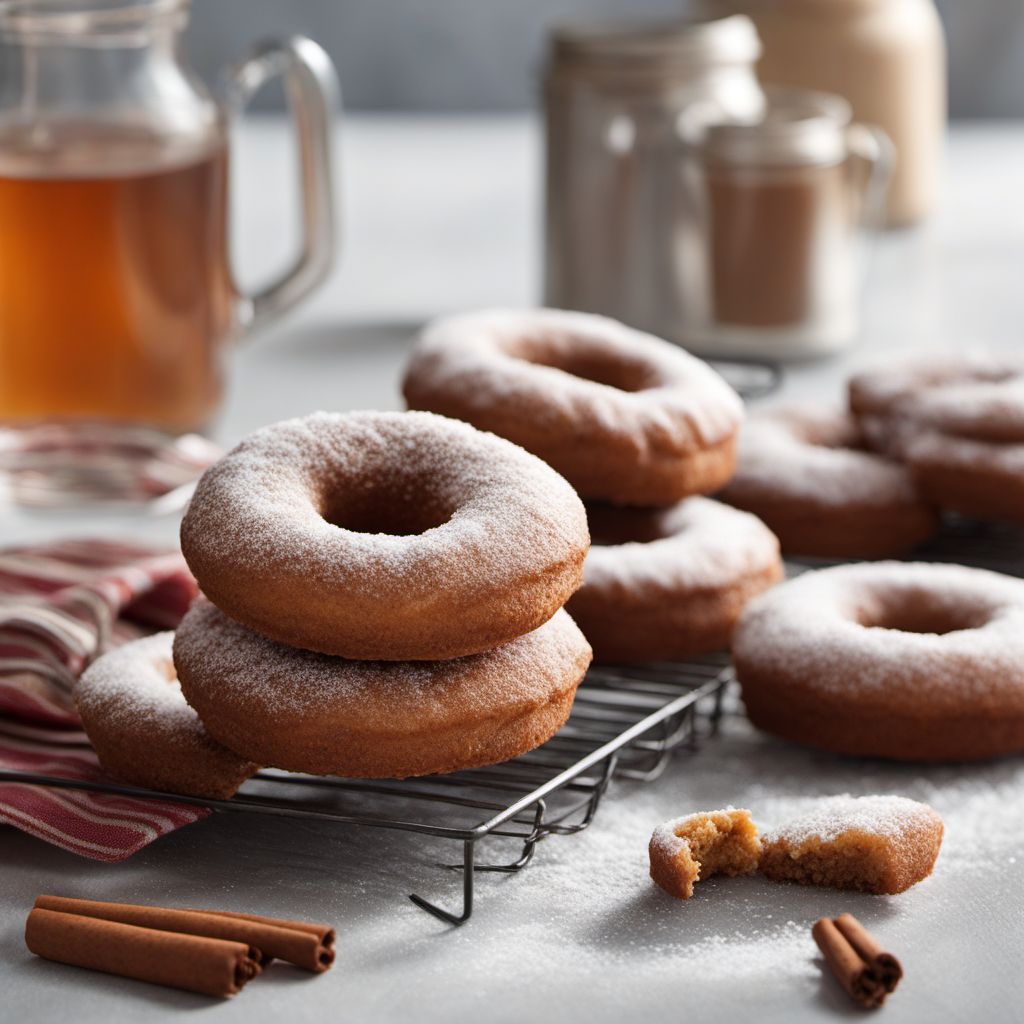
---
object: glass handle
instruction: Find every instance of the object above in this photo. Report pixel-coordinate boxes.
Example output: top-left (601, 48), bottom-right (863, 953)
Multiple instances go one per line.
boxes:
top-left (846, 122), bottom-right (894, 233)
top-left (227, 36), bottom-right (339, 334)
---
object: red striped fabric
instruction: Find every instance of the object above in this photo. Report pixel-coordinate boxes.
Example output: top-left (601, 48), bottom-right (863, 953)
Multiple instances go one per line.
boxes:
top-left (0, 539), bottom-right (209, 861)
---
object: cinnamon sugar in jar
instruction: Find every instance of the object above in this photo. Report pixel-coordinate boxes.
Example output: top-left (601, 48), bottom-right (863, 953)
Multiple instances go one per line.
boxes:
top-left (678, 89), bottom-right (891, 360)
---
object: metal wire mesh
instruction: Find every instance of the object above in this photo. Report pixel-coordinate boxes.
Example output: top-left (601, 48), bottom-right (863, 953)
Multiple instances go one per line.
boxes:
top-left (0, 655), bottom-right (731, 925)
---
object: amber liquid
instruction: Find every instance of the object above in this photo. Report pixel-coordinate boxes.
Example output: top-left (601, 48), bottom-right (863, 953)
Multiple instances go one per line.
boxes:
top-left (0, 129), bottom-right (234, 433)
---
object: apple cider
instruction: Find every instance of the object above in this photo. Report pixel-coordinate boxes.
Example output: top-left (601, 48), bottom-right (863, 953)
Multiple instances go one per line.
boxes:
top-left (0, 130), bottom-right (234, 433)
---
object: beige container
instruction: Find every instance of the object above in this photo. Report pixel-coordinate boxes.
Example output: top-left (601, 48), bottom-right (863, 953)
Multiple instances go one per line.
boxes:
top-left (712, 0), bottom-right (946, 226)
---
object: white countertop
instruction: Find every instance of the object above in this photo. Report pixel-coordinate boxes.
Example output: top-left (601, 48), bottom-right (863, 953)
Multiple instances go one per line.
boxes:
top-left (3, 116), bottom-right (1023, 1024)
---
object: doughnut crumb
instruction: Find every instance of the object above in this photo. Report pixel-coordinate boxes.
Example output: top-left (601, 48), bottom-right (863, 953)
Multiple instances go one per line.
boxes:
top-left (649, 808), bottom-right (761, 899)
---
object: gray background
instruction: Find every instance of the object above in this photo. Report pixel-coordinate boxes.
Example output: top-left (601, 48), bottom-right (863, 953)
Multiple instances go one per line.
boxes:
top-left (184, 0), bottom-right (1024, 117)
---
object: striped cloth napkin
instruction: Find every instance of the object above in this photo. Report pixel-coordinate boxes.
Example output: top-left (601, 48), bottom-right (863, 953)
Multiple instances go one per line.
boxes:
top-left (0, 539), bottom-right (208, 861)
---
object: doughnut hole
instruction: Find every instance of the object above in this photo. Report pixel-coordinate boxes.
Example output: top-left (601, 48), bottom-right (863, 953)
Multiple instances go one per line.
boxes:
top-left (853, 586), bottom-right (995, 636)
top-left (502, 331), bottom-right (661, 392)
top-left (649, 809), bottom-right (761, 900)
top-left (584, 501), bottom-right (672, 545)
top-left (317, 471), bottom-right (456, 537)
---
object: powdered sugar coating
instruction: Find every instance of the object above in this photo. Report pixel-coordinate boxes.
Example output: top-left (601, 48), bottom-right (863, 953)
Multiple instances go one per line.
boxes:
top-left (762, 794), bottom-right (942, 849)
top-left (901, 428), bottom-right (1024, 474)
top-left (733, 561), bottom-right (1024, 713)
top-left (850, 351), bottom-right (1024, 442)
top-left (174, 599), bottom-right (590, 727)
top-left (584, 497), bottom-right (780, 593)
top-left (76, 632), bottom-right (201, 740)
top-left (406, 308), bottom-right (743, 449)
top-left (649, 806), bottom-right (747, 859)
top-left (722, 404), bottom-right (920, 508)
top-left (180, 410), bottom-right (588, 659)
top-left (75, 632), bottom-right (256, 796)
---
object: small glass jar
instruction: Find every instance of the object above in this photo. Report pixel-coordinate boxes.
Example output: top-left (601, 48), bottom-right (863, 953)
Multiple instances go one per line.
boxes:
top-left (711, 0), bottom-right (946, 225)
top-left (543, 15), bottom-right (765, 337)
top-left (677, 89), bottom-right (891, 360)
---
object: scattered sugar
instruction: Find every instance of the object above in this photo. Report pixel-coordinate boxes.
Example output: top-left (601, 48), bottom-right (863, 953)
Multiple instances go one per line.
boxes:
top-left (722, 403), bottom-right (921, 507)
top-left (583, 497), bottom-right (780, 593)
top-left (405, 308), bottom-right (743, 448)
top-left (733, 561), bottom-right (1024, 697)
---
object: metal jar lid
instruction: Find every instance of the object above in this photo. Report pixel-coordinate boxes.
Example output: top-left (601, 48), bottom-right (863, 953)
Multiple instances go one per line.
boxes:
top-left (699, 87), bottom-right (853, 166)
top-left (549, 14), bottom-right (761, 73)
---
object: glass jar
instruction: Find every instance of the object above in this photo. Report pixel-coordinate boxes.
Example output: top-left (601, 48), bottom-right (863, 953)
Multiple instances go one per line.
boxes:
top-left (543, 15), bottom-right (764, 337)
top-left (677, 88), bottom-right (891, 360)
top-left (0, 0), bottom-right (337, 505)
top-left (712, 0), bottom-right (946, 225)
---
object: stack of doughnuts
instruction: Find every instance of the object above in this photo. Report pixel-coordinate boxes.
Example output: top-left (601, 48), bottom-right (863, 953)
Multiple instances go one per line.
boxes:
top-left (403, 309), bottom-right (784, 663)
top-left (849, 352), bottom-right (1024, 525)
top-left (77, 410), bottom-right (594, 796)
top-left (722, 351), bottom-right (1024, 559)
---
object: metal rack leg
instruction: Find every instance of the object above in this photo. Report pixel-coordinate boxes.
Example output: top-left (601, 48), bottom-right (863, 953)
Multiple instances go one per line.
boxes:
top-left (408, 839), bottom-right (475, 926)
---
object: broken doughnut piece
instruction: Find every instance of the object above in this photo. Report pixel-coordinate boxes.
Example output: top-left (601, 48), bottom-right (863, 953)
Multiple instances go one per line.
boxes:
top-left (649, 808), bottom-right (761, 899)
top-left (759, 795), bottom-right (943, 895)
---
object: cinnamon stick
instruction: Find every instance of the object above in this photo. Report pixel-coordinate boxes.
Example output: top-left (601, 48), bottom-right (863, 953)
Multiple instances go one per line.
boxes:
top-left (812, 917), bottom-right (886, 1009)
top-left (835, 912), bottom-right (903, 992)
top-left (34, 896), bottom-right (334, 973)
top-left (192, 908), bottom-right (336, 966)
top-left (25, 908), bottom-right (261, 998)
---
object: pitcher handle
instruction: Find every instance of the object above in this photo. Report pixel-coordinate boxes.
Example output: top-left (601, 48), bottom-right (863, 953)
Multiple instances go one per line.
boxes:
top-left (227, 36), bottom-right (339, 334)
top-left (845, 122), bottom-right (894, 234)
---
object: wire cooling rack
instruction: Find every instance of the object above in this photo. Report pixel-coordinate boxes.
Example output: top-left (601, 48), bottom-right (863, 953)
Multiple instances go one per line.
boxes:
top-left (0, 656), bottom-right (730, 926)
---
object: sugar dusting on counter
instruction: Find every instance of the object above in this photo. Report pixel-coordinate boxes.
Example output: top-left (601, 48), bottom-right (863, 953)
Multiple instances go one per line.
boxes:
top-left (380, 711), bottom-right (1024, 1004)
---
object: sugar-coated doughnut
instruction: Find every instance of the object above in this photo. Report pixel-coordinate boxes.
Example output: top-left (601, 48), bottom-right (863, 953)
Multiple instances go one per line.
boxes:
top-left (719, 405), bottom-right (938, 558)
top-left (760, 795), bottom-right (943, 895)
top-left (173, 600), bottom-right (593, 779)
top-left (849, 353), bottom-right (1024, 523)
top-left (732, 562), bottom-right (1024, 761)
top-left (181, 410), bottom-right (589, 661)
top-left (649, 808), bottom-right (761, 899)
top-left (402, 309), bottom-right (743, 506)
top-left (849, 351), bottom-right (1024, 443)
top-left (567, 497), bottom-right (782, 663)
top-left (75, 633), bottom-right (258, 799)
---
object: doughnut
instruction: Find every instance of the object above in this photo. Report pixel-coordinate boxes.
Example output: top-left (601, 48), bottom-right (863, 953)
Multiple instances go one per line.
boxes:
top-left (649, 808), bottom-right (761, 899)
top-left (75, 633), bottom-right (258, 799)
top-left (849, 351), bottom-right (1024, 443)
top-left (173, 599), bottom-right (593, 779)
top-left (180, 410), bottom-right (589, 661)
top-left (884, 430), bottom-right (1024, 525)
top-left (732, 562), bottom-right (1024, 761)
top-left (567, 497), bottom-right (783, 663)
top-left (849, 353), bottom-right (1024, 523)
top-left (760, 795), bottom-right (944, 895)
top-left (718, 404), bottom-right (938, 558)
top-left (402, 308), bottom-right (743, 506)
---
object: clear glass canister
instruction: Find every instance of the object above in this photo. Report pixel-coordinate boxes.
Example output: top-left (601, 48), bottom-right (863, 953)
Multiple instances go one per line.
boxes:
top-left (677, 89), bottom-right (891, 360)
top-left (543, 16), bottom-right (764, 338)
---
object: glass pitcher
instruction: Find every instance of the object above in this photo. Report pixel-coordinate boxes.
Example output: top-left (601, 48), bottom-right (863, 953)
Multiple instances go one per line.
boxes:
top-left (0, 0), bottom-right (337, 504)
